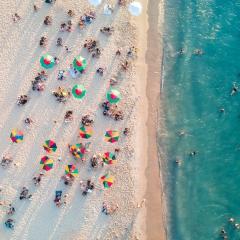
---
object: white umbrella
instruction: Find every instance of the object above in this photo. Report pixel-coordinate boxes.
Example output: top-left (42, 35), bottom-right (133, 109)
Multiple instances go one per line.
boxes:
top-left (88, 0), bottom-right (102, 7)
top-left (128, 1), bottom-right (142, 16)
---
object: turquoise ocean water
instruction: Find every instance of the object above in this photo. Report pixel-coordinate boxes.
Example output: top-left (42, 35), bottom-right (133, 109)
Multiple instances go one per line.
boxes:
top-left (162, 1), bottom-right (240, 239)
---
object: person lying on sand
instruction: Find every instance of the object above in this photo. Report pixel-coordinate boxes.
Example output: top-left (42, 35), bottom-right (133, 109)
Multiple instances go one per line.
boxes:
top-left (56, 37), bottom-right (63, 46)
top-left (57, 70), bottom-right (66, 80)
top-left (12, 13), bottom-right (21, 23)
top-left (102, 202), bottom-right (119, 215)
top-left (81, 179), bottom-right (95, 195)
top-left (33, 4), bottom-right (39, 12)
top-left (64, 111), bottom-right (73, 123)
top-left (67, 10), bottom-right (75, 17)
top-left (17, 95), bottom-right (29, 105)
top-left (82, 114), bottom-right (94, 126)
top-left (19, 187), bottom-right (32, 200)
top-left (44, 16), bottom-right (52, 25)
top-left (7, 204), bottom-right (15, 216)
top-left (39, 36), bottom-right (47, 47)
top-left (33, 173), bottom-right (44, 186)
top-left (118, 0), bottom-right (126, 6)
top-left (96, 67), bottom-right (104, 76)
top-left (5, 219), bottom-right (15, 229)
top-left (1, 155), bottom-right (13, 168)
top-left (100, 26), bottom-right (114, 35)
top-left (123, 128), bottom-right (130, 136)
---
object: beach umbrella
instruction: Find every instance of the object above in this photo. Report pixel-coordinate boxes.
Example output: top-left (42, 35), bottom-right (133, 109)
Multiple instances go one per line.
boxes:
top-left (88, 0), bottom-right (102, 6)
top-left (106, 89), bottom-right (121, 104)
top-left (10, 129), bottom-right (23, 143)
top-left (79, 126), bottom-right (93, 139)
top-left (69, 143), bottom-right (87, 159)
top-left (102, 152), bottom-right (116, 165)
top-left (40, 156), bottom-right (53, 171)
top-left (73, 56), bottom-right (87, 72)
top-left (128, 1), bottom-right (142, 16)
top-left (105, 130), bottom-right (120, 143)
top-left (100, 173), bottom-right (114, 189)
top-left (40, 54), bottom-right (55, 69)
top-left (65, 164), bottom-right (79, 177)
top-left (72, 84), bottom-right (86, 99)
top-left (43, 140), bottom-right (57, 153)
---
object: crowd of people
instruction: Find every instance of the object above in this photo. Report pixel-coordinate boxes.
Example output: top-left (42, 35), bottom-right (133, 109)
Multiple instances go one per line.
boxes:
top-left (2, 0), bottom-right (141, 231)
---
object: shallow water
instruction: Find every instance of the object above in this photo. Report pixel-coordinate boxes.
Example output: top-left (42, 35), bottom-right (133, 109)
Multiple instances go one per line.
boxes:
top-left (162, 1), bottom-right (240, 239)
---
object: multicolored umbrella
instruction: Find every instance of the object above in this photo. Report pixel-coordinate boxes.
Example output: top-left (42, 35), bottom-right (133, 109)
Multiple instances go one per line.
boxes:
top-left (43, 140), bottom-right (57, 153)
top-left (79, 126), bottom-right (93, 139)
top-left (10, 129), bottom-right (24, 143)
top-left (73, 56), bottom-right (87, 72)
top-left (106, 89), bottom-right (121, 104)
top-left (100, 173), bottom-right (114, 189)
top-left (65, 164), bottom-right (79, 177)
top-left (102, 152), bottom-right (117, 165)
top-left (72, 85), bottom-right (86, 99)
top-left (104, 130), bottom-right (120, 143)
top-left (69, 143), bottom-right (87, 159)
top-left (40, 156), bottom-right (53, 171)
top-left (40, 54), bottom-right (55, 69)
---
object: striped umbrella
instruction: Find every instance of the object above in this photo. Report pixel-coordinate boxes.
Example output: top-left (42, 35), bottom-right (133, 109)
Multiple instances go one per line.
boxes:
top-left (40, 156), bottom-right (53, 171)
top-left (104, 130), bottom-right (120, 143)
top-left (10, 129), bottom-right (24, 143)
top-left (69, 143), bottom-right (87, 159)
top-left (100, 173), bottom-right (114, 189)
top-left (72, 84), bottom-right (86, 99)
top-left (43, 140), bottom-right (57, 153)
top-left (79, 126), bottom-right (93, 139)
top-left (40, 54), bottom-right (55, 69)
top-left (106, 89), bottom-right (121, 104)
top-left (65, 164), bottom-right (79, 177)
top-left (102, 152), bottom-right (116, 165)
top-left (73, 56), bottom-right (87, 72)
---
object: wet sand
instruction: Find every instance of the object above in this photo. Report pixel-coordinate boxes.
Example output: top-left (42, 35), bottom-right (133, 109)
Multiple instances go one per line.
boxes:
top-left (145, 0), bottom-right (167, 239)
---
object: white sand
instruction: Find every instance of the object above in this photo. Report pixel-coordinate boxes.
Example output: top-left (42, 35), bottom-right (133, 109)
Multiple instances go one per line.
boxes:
top-left (0, 0), bottom-right (149, 239)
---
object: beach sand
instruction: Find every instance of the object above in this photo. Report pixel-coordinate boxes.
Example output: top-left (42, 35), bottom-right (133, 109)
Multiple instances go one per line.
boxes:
top-left (0, 0), bottom-right (166, 239)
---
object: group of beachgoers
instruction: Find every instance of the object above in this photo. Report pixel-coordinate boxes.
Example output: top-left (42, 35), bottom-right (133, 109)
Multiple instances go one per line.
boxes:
top-left (2, 0), bottom-right (137, 230)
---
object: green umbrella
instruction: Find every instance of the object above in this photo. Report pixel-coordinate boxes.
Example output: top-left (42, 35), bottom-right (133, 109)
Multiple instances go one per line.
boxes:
top-left (72, 85), bottom-right (86, 99)
top-left (73, 56), bottom-right (87, 72)
top-left (106, 89), bottom-right (121, 104)
top-left (40, 54), bottom-right (55, 69)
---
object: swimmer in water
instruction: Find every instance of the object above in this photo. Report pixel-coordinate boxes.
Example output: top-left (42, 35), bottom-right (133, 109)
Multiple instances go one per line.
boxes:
top-left (178, 48), bottom-right (184, 55)
top-left (189, 151), bottom-right (197, 156)
top-left (231, 83), bottom-right (238, 96)
top-left (193, 49), bottom-right (203, 55)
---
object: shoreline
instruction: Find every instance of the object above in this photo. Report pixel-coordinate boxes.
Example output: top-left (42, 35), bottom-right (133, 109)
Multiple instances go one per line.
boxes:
top-left (145, 0), bottom-right (167, 239)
